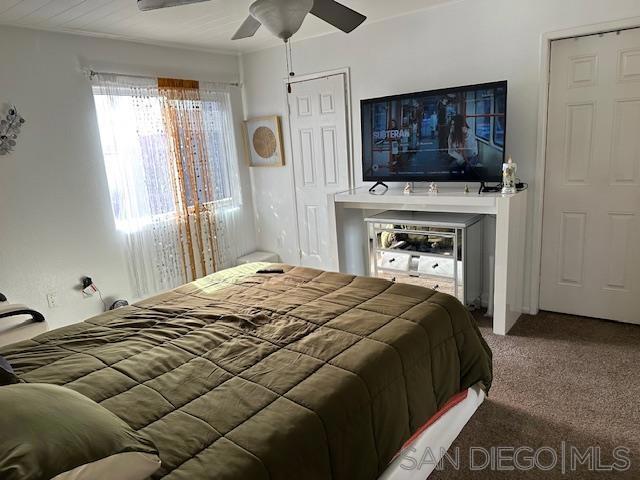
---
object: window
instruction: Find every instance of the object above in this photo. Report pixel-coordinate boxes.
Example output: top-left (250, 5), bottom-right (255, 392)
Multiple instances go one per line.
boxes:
top-left (93, 94), bottom-right (172, 223)
top-left (92, 82), bottom-right (239, 233)
top-left (91, 74), bottom-right (242, 293)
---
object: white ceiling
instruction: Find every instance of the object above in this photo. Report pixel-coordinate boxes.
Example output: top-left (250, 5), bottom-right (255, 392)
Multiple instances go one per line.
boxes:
top-left (0, 0), bottom-right (456, 54)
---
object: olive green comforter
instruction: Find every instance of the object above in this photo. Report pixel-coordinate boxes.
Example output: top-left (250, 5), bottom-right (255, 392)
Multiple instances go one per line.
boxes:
top-left (0, 263), bottom-right (492, 480)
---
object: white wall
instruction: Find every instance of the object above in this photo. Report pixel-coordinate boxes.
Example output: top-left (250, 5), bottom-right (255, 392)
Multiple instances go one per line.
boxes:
top-left (0, 26), bottom-right (257, 346)
top-left (241, 0), bottom-right (640, 311)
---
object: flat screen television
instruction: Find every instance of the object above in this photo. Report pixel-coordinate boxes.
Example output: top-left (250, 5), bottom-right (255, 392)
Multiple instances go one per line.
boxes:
top-left (361, 81), bottom-right (507, 183)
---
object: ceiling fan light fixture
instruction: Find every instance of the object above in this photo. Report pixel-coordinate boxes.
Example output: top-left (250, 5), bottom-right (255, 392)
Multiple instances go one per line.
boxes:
top-left (249, 0), bottom-right (314, 41)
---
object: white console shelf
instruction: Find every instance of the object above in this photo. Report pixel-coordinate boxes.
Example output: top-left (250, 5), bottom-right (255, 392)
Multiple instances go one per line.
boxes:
top-left (328, 185), bottom-right (528, 335)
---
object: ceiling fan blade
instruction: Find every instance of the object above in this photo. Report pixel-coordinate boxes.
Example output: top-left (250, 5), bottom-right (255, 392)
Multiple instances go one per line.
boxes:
top-left (137, 0), bottom-right (210, 11)
top-left (310, 0), bottom-right (366, 33)
top-left (232, 15), bottom-right (262, 40)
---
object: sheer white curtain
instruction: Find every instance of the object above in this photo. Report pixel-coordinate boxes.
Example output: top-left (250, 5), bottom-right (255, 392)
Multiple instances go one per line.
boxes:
top-left (199, 82), bottom-right (243, 270)
top-left (92, 74), bottom-right (242, 297)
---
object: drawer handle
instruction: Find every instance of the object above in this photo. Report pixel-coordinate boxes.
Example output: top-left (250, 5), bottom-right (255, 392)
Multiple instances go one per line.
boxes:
top-left (389, 258), bottom-right (396, 263)
top-left (432, 263), bottom-right (439, 269)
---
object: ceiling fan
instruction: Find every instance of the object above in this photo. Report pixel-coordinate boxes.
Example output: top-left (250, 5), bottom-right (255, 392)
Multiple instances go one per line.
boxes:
top-left (137, 0), bottom-right (367, 42)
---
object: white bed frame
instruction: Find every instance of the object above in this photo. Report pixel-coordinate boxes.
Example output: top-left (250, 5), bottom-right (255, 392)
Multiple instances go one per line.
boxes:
top-left (379, 383), bottom-right (486, 480)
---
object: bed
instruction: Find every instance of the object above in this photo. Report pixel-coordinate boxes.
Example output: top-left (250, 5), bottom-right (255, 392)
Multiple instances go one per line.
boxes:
top-left (0, 263), bottom-right (492, 479)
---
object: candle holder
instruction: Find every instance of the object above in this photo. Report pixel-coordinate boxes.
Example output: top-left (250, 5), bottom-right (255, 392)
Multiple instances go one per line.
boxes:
top-left (501, 157), bottom-right (517, 194)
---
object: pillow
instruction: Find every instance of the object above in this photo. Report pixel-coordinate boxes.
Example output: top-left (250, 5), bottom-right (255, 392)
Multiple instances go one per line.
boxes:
top-left (0, 355), bottom-right (18, 386)
top-left (0, 383), bottom-right (161, 480)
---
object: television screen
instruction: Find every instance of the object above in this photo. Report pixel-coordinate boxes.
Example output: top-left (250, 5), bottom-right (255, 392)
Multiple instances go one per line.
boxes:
top-left (361, 81), bottom-right (507, 183)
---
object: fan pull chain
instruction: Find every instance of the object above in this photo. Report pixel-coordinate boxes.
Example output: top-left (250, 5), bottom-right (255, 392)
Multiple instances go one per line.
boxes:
top-left (285, 39), bottom-right (295, 93)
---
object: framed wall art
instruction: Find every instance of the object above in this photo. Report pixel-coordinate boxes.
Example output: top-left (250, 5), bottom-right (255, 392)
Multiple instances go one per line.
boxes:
top-left (243, 115), bottom-right (284, 167)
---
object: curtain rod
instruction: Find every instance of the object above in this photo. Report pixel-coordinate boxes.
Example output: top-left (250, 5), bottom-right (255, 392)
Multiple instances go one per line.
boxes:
top-left (82, 68), bottom-right (241, 87)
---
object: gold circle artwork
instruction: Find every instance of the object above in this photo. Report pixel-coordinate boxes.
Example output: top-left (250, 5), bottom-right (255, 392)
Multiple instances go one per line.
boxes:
top-left (253, 126), bottom-right (277, 159)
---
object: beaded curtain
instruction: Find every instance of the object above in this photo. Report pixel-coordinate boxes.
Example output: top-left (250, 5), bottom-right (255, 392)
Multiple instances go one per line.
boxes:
top-left (92, 74), bottom-right (242, 297)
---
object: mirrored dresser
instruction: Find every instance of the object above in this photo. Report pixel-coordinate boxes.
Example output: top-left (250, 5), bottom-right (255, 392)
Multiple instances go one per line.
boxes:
top-left (365, 210), bottom-right (482, 305)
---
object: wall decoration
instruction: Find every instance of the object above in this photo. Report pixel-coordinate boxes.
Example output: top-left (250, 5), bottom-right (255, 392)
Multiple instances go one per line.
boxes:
top-left (0, 105), bottom-right (25, 156)
top-left (243, 115), bottom-right (284, 167)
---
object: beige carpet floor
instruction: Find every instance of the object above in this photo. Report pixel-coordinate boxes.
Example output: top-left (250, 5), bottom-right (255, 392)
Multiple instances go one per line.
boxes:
top-left (428, 311), bottom-right (640, 479)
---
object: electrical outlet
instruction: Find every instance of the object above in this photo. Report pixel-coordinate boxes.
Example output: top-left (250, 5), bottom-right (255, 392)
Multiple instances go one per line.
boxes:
top-left (46, 293), bottom-right (58, 308)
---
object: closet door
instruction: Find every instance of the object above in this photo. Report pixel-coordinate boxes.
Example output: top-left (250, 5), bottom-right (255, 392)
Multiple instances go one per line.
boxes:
top-left (540, 29), bottom-right (640, 323)
top-left (288, 73), bottom-right (350, 269)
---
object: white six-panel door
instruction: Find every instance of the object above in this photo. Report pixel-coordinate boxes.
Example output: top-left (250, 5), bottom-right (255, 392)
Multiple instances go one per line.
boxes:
top-left (540, 28), bottom-right (640, 324)
top-left (288, 74), bottom-right (350, 269)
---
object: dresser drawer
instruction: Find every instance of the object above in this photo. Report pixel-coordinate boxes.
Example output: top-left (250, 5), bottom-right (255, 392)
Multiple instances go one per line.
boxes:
top-left (417, 256), bottom-right (455, 277)
top-left (418, 256), bottom-right (464, 281)
top-left (377, 271), bottom-right (457, 298)
top-left (376, 251), bottom-right (411, 272)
